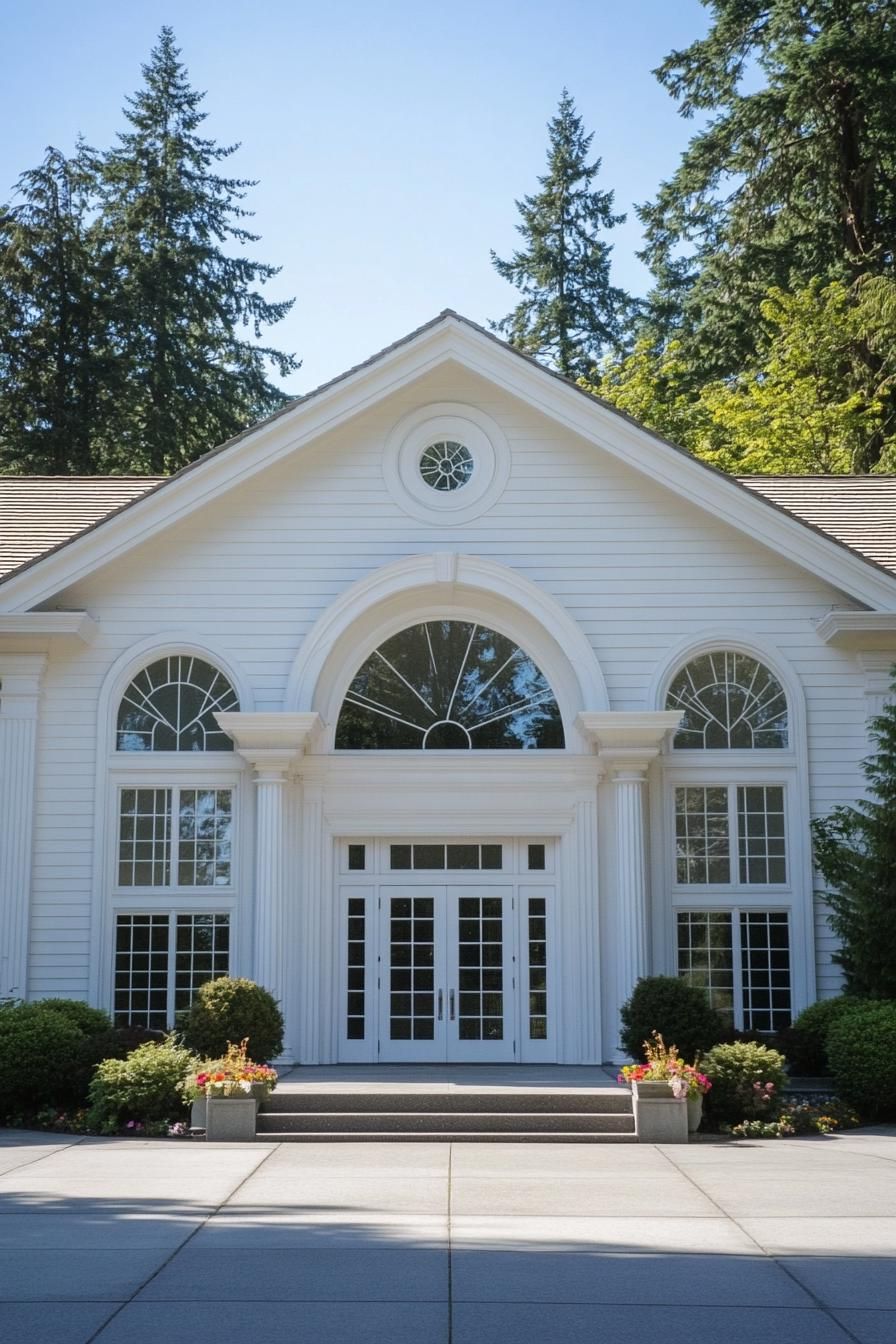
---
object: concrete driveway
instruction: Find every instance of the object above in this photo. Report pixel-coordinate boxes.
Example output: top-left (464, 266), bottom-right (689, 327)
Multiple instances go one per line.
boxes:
top-left (1, 1128), bottom-right (895, 1343)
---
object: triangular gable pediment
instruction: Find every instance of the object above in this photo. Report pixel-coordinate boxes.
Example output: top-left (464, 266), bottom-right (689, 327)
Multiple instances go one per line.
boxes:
top-left (3, 311), bottom-right (896, 614)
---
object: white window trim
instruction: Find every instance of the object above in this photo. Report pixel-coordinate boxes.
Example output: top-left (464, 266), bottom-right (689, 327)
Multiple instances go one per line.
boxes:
top-left (383, 401), bottom-right (511, 525)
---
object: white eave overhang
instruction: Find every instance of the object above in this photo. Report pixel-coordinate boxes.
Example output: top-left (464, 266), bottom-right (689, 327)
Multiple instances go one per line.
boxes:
top-left (0, 611), bottom-right (98, 651)
top-left (815, 611), bottom-right (896, 650)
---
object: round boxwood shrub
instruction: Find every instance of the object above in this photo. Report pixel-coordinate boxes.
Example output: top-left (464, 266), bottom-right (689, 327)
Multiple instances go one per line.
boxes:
top-left (87, 1038), bottom-right (198, 1128)
top-left (826, 1000), bottom-right (896, 1120)
top-left (179, 977), bottom-right (284, 1062)
top-left (619, 976), bottom-right (726, 1063)
top-left (36, 998), bottom-right (113, 1038)
top-left (782, 996), bottom-right (861, 1075)
top-left (702, 1040), bottom-right (789, 1125)
top-left (0, 1003), bottom-right (86, 1118)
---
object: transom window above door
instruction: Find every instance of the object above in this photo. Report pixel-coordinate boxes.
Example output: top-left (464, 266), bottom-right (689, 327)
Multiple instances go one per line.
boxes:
top-left (335, 621), bottom-right (565, 749)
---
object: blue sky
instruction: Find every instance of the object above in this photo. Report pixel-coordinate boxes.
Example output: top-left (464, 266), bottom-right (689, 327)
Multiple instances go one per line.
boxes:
top-left (1, 1), bottom-right (709, 391)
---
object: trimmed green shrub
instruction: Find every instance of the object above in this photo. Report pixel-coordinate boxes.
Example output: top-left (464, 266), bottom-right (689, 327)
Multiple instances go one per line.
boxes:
top-left (0, 1004), bottom-right (86, 1117)
top-left (826, 999), bottom-right (896, 1120)
top-left (702, 1040), bottom-right (789, 1125)
top-left (87, 1039), bottom-right (198, 1128)
top-left (35, 998), bottom-right (112, 1038)
top-left (179, 977), bottom-right (284, 1061)
top-left (782, 996), bottom-right (861, 1075)
top-left (619, 976), bottom-right (726, 1063)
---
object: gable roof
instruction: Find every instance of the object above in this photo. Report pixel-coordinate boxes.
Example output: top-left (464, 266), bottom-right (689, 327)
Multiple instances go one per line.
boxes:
top-left (738, 476), bottom-right (896, 577)
top-left (1, 310), bottom-right (896, 611)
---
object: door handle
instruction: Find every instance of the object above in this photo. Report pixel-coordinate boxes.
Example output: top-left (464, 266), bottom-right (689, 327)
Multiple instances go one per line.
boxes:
top-left (437, 989), bottom-right (443, 1021)
top-left (449, 989), bottom-right (455, 1021)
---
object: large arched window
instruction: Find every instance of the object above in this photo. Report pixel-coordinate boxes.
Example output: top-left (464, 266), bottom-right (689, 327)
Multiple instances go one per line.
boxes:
top-left (117, 655), bottom-right (239, 752)
top-left (666, 651), bottom-right (788, 750)
top-left (335, 621), bottom-right (565, 749)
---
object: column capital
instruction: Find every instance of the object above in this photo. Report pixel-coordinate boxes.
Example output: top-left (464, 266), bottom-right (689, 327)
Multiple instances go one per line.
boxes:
top-left (215, 711), bottom-right (323, 775)
top-left (0, 654), bottom-right (47, 717)
top-left (575, 710), bottom-right (682, 771)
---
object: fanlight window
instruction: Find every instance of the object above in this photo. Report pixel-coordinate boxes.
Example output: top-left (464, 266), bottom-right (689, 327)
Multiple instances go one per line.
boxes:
top-left (666, 651), bottom-right (788, 750)
top-left (335, 621), bottom-right (565, 750)
top-left (117, 656), bottom-right (239, 752)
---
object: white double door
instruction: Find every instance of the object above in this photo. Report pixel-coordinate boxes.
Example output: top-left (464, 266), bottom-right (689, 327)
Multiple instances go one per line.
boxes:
top-left (379, 884), bottom-right (516, 1063)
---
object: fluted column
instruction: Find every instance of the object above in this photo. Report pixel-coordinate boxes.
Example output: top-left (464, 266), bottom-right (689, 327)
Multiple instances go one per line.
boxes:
top-left (612, 767), bottom-right (650, 1009)
top-left (250, 754), bottom-right (292, 1040)
top-left (0, 656), bottom-right (46, 1001)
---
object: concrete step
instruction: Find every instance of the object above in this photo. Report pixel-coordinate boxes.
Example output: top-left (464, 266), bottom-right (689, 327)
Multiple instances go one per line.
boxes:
top-left (256, 1109), bottom-right (635, 1136)
top-left (257, 1130), bottom-right (639, 1144)
top-left (261, 1089), bottom-right (632, 1115)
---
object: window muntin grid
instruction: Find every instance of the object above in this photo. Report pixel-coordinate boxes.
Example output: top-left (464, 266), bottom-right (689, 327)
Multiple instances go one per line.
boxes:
top-left (675, 784), bottom-right (788, 888)
top-left (346, 897), bottom-right (366, 1040)
top-left (113, 913), bottom-right (170, 1029)
top-left (336, 621), bottom-right (564, 750)
top-left (675, 786), bottom-right (730, 884)
top-left (114, 912), bottom-right (230, 1029)
top-left (528, 896), bottom-right (548, 1040)
top-left (117, 655), bottom-right (239, 752)
top-left (677, 909), bottom-right (791, 1032)
top-left (676, 911), bottom-right (734, 1021)
top-left (177, 790), bottom-right (233, 886)
top-left (119, 789), bottom-right (171, 887)
top-left (118, 787), bottom-right (233, 889)
top-left (737, 786), bottom-right (786, 884)
top-left (173, 913), bottom-right (230, 1015)
top-left (388, 894), bottom-right (436, 1041)
top-left (667, 651), bottom-right (789, 750)
top-left (419, 440), bottom-right (474, 491)
top-left (457, 895), bottom-right (504, 1041)
top-left (740, 910), bottom-right (791, 1032)
top-left (389, 843), bottom-right (502, 871)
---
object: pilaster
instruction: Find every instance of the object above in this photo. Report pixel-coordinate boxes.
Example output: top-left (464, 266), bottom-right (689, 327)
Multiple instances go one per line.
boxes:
top-left (0, 656), bottom-right (46, 1000)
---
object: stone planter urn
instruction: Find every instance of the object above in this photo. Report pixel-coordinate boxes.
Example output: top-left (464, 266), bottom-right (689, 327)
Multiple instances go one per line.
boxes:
top-left (687, 1092), bottom-right (704, 1133)
top-left (631, 1080), bottom-right (688, 1144)
top-left (190, 1096), bottom-right (207, 1130)
top-left (205, 1097), bottom-right (258, 1142)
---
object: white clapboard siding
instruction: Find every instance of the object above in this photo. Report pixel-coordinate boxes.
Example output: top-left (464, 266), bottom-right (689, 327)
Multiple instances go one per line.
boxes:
top-left (25, 364), bottom-right (876, 1000)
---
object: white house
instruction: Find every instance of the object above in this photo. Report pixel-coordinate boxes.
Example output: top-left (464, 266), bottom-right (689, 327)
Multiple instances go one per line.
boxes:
top-left (1, 311), bottom-right (895, 1065)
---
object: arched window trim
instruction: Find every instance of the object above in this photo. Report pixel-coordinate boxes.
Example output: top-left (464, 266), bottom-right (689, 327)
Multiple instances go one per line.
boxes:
top-left (665, 649), bottom-right (789, 751)
top-left (333, 615), bottom-right (564, 752)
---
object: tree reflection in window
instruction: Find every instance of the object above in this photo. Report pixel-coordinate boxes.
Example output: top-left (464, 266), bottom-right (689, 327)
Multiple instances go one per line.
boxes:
top-left (117, 656), bottom-right (239, 752)
top-left (336, 622), bottom-right (565, 749)
top-left (667, 651), bottom-right (788, 749)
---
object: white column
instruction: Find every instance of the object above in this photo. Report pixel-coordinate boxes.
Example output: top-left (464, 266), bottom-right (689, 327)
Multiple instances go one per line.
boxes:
top-left (0, 656), bottom-right (46, 1000)
top-left (612, 766), bottom-right (650, 1010)
top-left (248, 751), bottom-right (293, 1060)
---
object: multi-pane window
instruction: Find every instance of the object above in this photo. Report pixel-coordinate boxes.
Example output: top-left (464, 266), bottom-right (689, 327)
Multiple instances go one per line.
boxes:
top-left (117, 656), bottom-right (239, 752)
top-left (390, 843), bottom-right (502, 870)
top-left (675, 785), bottom-right (786, 886)
top-left (114, 912), bottom-right (230, 1029)
top-left (677, 910), bottom-right (791, 1031)
top-left (118, 787), bottom-right (233, 888)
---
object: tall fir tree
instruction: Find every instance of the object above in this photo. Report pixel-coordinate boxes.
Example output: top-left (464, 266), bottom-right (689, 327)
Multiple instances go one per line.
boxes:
top-left (812, 677), bottom-right (896, 999)
top-left (638, 0), bottom-right (896, 385)
top-left (0, 144), bottom-right (116, 474)
top-left (490, 90), bottom-right (632, 379)
top-left (98, 27), bottom-right (298, 473)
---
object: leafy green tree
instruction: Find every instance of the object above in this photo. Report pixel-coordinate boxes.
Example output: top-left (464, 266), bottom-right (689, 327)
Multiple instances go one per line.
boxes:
top-left (98, 27), bottom-right (298, 473)
top-left (812, 676), bottom-right (896, 999)
top-left (0, 144), bottom-right (116, 474)
top-left (491, 90), bottom-right (633, 379)
top-left (594, 276), bottom-right (896, 473)
top-left (639, 1), bottom-right (896, 383)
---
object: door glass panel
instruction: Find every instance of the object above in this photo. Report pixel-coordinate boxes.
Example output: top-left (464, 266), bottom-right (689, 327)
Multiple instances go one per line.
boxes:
top-left (456, 895), bottom-right (504, 1040)
top-left (389, 895), bottom-right (436, 1041)
top-left (528, 897), bottom-right (548, 1040)
top-left (346, 897), bottom-right (366, 1039)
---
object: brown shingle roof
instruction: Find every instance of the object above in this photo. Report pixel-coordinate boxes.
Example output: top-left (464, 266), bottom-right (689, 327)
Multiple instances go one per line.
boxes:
top-left (738, 476), bottom-right (896, 576)
top-left (0, 476), bottom-right (163, 578)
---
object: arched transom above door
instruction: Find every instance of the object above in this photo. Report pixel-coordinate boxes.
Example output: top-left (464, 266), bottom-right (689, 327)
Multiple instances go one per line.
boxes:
top-left (336, 621), bottom-right (565, 749)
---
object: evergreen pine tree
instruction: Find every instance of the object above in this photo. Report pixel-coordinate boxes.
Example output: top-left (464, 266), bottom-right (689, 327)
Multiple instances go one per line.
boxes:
top-left (812, 677), bottom-right (896, 998)
top-left (490, 90), bottom-right (632, 379)
top-left (98, 27), bottom-right (298, 473)
top-left (639, 0), bottom-right (896, 386)
top-left (0, 144), bottom-right (115, 474)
